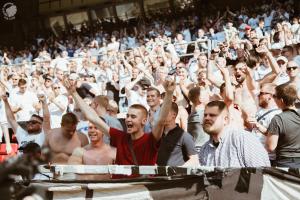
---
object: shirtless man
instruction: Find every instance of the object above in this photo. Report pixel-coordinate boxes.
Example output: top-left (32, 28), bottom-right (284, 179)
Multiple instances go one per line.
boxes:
top-left (68, 122), bottom-right (116, 165)
top-left (44, 112), bottom-right (89, 164)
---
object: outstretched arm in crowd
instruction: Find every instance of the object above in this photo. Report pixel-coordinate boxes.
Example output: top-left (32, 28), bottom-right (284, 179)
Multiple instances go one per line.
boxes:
top-left (2, 95), bottom-right (18, 134)
top-left (38, 94), bottom-right (51, 132)
top-left (207, 59), bottom-right (223, 88)
top-left (215, 57), bottom-right (234, 105)
top-left (152, 79), bottom-right (176, 141)
top-left (125, 73), bottom-right (144, 97)
top-left (63, 79), bottom-right (110, 137)
top-left (256, 45), bottom-right (282, 75)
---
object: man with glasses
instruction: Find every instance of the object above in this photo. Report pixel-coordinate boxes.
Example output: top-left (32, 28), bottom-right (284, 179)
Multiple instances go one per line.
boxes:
top-left (286, 61), bottom-right (300, 107)
top-left (47, 83), bottom-right (68, 128)
top-left (2, 94), bottom-right (50, 152)
top-left (266, 83), bottom-right (300, 167)
top-left (247, 83), bottom-right (281, 165)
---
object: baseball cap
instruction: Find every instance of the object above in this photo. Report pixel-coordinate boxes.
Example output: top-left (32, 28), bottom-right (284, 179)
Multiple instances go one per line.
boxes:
top-left (69, 73), bottom-right (79, 80)
top-left (276, 56), bottom-right (288, 63)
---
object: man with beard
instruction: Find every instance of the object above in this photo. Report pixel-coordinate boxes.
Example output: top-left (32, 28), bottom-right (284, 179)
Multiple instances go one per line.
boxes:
top-left (232, 62), bottom-right (258, 120)
top-left (64, 78), bottom-right (175, 178)
top-left (199, 100), bottom-right (270, 167)
top-left (247, 83), bottom-right (281, 165)
top-left (3, 94), bottom-right (50, 151)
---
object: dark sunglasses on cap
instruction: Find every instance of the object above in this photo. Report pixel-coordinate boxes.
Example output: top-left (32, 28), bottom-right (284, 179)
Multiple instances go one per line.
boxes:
top-left (287, 66), bottom-right (298, 71)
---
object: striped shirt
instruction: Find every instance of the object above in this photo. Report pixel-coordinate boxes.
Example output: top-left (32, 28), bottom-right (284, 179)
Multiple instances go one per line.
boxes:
top-left (199, 125), bottom-right (270, 167)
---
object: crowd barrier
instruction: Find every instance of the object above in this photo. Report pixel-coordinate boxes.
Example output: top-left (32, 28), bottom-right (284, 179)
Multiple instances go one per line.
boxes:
top-left (26, 165), bottom-right (300, 200)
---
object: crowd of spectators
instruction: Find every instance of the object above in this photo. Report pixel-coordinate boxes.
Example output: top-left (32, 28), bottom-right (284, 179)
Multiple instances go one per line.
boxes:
top-left (0, 0), bottom-right (300, 178)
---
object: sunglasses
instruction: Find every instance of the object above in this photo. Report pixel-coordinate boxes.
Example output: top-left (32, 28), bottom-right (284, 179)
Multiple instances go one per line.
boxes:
top-left (287, 67), bottom-right (298, 71)
top-left (259, 92), bottom-right (271, 96)
top-left (53, 87), bottom-right (60, 89)
top-left (27, 120), bottom-right (42, 125)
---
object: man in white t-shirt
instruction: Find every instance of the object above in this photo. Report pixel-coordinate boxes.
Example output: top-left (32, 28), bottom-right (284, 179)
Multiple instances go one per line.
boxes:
top-left (47, 83), bottom-right (68, 128)
top-left (9, 79), bottom-right (40, 123)
top-left (3, 94), bottom-right (50, 151)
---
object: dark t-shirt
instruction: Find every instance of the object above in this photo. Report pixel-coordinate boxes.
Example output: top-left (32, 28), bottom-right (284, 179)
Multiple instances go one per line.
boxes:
top-left (267, 109), bottom-right (300, 158)
top-left (109, 128), bottom-right (160, 178)
top-left (157, 125), bottom-right (197, 166)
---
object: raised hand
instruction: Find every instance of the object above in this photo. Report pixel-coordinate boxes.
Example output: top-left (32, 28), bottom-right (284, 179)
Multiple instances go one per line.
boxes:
top-left (163, 78), bottom-right (176, 94)
top-left (256, 45), bottom-right (269, 54)
top-left (63, 78), bottom-right (77, 95)
top-left (1, 94), bottom-right (8, 102)
top-left (38, 93), bottom-right (47, 103)
top-left (216, 57), bottom-right (230, 76)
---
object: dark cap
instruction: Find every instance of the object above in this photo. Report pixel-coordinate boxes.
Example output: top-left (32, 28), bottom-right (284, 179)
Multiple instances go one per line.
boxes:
top-left (138, 78), bottom-right (151, 87)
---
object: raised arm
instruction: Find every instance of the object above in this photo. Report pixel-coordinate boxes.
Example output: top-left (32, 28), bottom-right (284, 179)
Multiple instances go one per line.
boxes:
top-left (63, 79), bottom-right (110, 136)
top-left (256, 45), bottom-right (282, 75)
top-left (2, 95), bottom-right (18, 133)
top-left (38, 95), bottom-right (51, 132)
top-left (152, 79), bottom-right (176, 141)
top-left (215, 57), bottom-right (234, 104)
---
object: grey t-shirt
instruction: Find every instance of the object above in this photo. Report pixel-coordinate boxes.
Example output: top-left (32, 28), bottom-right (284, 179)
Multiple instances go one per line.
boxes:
top-left (187, 109), bottom-right (209, 147)
top-left (157, 125), bottom-right (197, 166)
top-left (267, 109), bottom-right (300, 158)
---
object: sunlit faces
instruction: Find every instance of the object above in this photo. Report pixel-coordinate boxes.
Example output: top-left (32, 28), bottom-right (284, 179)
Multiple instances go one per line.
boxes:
top-left (258, 91), bottom-right (273, 108)
top-left (146, 90), bottom-right (161, 107)
top-left (132, 68), bottom-right (139, 79)
top-left (88, 123), bottom-right (103, 142)
top-left (52, 84), bottom-right (61, 95)
top-left (286, 63), bottom-right (299, 78)
top-left (197, 70), bottom-right (207, 84)
top-left (203, 106), bottom-right (228, 135)
top-left (61, 123), bottom-right (77, 138)
top-left (27, 116), bottom-right (43, 134)
top-left (18, 84), bottom-right (27, 93)
top-left (198, 55), bottom-right (208, 68)
top-left (125, 108), bottom-right (147, 134)
top-left (233, 63), bottom-right (247, 84)
top-left (11, 75), bottom-right (20, 86)
top-left (176, 66), bottom-right (187, 80)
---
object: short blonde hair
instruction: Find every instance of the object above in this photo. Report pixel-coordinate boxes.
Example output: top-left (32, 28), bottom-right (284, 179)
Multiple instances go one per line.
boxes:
top-left (108, 100), bottom-right (118, 113)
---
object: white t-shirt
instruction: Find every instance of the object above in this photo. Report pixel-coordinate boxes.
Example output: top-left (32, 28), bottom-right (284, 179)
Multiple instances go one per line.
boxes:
top-left (0, 100), bottom-right (7, 124)
top-left (9, 90), bottom-right (39, 122)
top-left (50, 57), bottom-right (69, 72)
top-left (128, 90), bottom-right (149, 109)
top-left (16, 126), bottom-right (45, 149)
top-left (48, 94), bottom-right (68, 128)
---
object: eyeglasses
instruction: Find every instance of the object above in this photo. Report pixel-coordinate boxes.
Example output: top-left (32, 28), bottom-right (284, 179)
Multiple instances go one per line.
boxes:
top-left (53, 87), bottom-right (60, 89)
top-left (27, 120), bottom-right (42, 125)
top-left (287, 67), bottom-right (298, 71)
